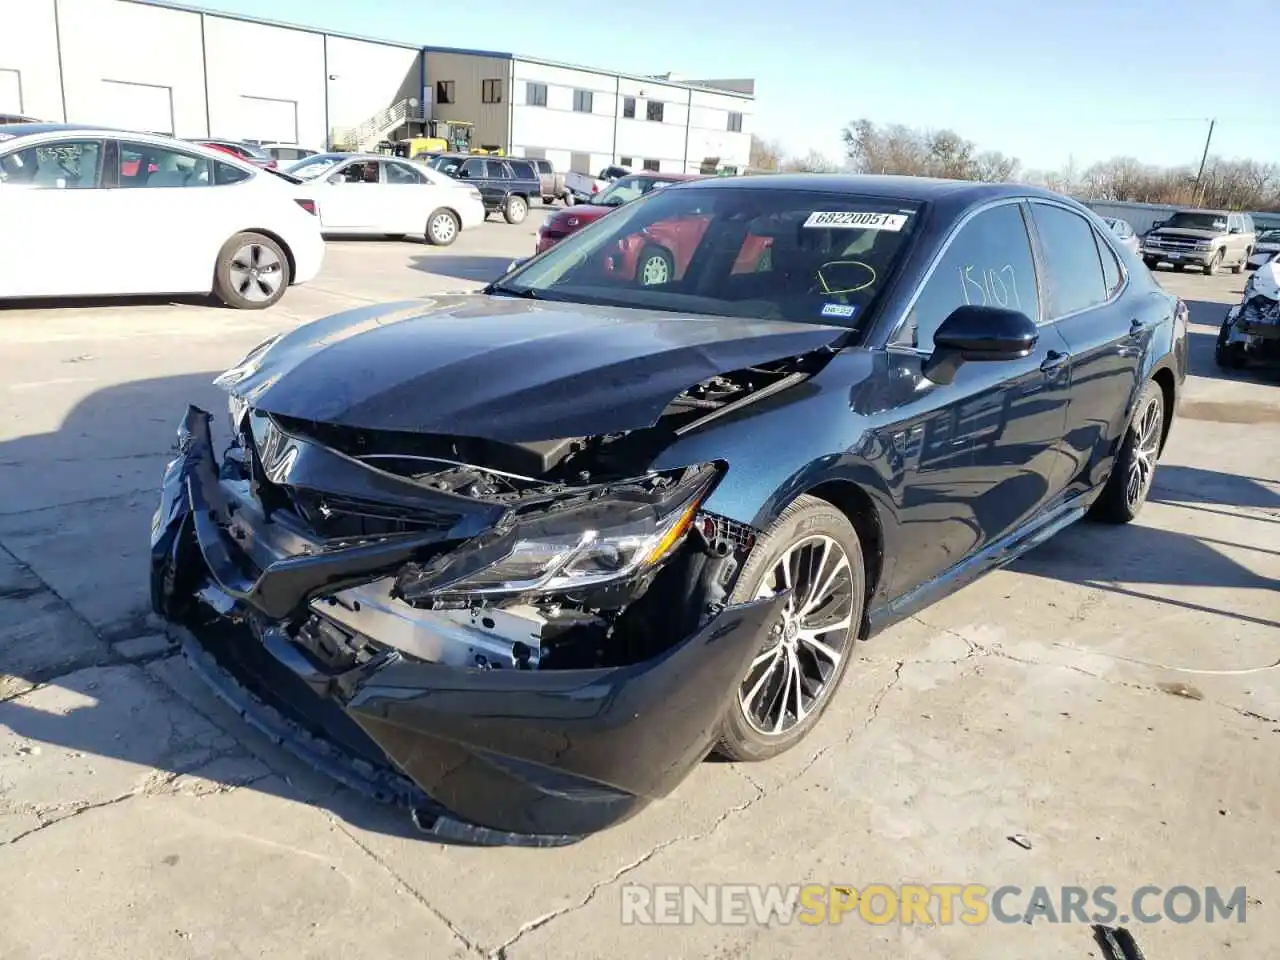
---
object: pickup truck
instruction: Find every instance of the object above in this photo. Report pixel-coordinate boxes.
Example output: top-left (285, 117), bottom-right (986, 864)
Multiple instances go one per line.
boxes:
top-left (564, 170), bottom-right (610, 204)
top-left (1142, 209), bottom-right (1257, 276)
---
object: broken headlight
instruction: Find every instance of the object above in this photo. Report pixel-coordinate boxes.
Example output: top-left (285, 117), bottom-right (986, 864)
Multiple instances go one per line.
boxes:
top-left (213, 333), bottom-right (284, 390)
top-left (404, 467), bottom-right (719, 598)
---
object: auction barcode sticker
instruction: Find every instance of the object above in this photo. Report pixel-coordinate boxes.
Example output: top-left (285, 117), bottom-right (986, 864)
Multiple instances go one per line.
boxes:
top-left (803, 211), bottom-right (909, 231)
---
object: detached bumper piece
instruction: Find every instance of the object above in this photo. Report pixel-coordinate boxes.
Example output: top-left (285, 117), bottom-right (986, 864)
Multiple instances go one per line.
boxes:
top-left (150, 406), bottom-right (778, 843)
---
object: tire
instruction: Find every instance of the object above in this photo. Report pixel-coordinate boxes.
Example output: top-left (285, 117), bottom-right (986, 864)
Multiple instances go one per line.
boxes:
top-left (1232, 249), bottom-right (1250, 275)
top-left (542, 196), bottom-right (554, 206)
top-left (503, 195), bottom-right (528, 224)
top-left (212, 232), bottom-right (290, 310)
top-left (1143, 257), bottom-right (1159, 270)
top-left (636, 245), bottom-right (676, 286)
top-left (1204, 249), bottom-right (1223, 276)
top-left (1088, 380), bottom-right (1165, 524)
top-left (425, 208), bottom-right (460, 246)
top-left (1173, 263), bottom-right (1186, 272)
top-left (715, 495), bottom-right (865, 763)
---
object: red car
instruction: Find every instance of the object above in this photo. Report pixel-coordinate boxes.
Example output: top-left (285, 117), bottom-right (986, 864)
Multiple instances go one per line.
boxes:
top-left (536, 172), bottom-right (702, 254)
top-left (190, 139), bottom-right (278, 170)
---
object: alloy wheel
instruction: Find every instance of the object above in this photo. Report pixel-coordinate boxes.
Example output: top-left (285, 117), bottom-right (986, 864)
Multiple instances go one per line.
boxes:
top-left (1125, 395), bottom-right (1162, 509)
top-left (738, 534), bottom-right (856, 736)
top-left (228, 243), bottom-right (284, 302)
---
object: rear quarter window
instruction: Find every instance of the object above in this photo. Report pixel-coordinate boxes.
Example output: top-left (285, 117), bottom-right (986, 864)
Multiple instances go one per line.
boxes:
top-left (508, 159), bottom-right (537, 180)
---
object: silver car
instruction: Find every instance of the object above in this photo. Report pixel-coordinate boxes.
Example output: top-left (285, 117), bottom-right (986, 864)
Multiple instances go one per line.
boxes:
top-left (1103, 217), bottom-right (1140, 255)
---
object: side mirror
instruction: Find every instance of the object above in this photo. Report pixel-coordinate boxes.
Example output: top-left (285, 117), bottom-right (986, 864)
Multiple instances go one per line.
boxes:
top-left (1228, 226), bottom-right (1242, 235)
top-left (458, 169), bottom-right (471, 178)
top-left (923, 305), bottom-right (1038, 385)
top-left (326, 174), bottom-right (343, 185)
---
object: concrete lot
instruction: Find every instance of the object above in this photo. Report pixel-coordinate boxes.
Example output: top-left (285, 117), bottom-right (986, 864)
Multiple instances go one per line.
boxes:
top-left (0, 223), bottom-right (1276, 960)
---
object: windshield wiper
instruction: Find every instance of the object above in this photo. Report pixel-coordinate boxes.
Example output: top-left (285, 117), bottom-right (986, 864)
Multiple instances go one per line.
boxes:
top-left (485, 282), bottom-right (542, 299)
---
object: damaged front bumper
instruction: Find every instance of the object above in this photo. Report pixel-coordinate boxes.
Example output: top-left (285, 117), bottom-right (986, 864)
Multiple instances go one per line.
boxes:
top-left (150, 406), bottom-right (780, 842)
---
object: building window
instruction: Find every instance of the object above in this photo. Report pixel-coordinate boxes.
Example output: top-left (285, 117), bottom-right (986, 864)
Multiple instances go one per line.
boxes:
top-left (646, 100), bottom-right (664, 122)
top-left (525, 82), bottom-right (547, 107)
top-left (573, 89), bottom-right (594, 113)
top-left (619, 156), bottom-right (633, 167)
top-left (436, 81), bottom-right (455, 105)
top-left (727, 111), bottom-right (743, 133)
top-left (482, 79), bottom-right (502, 104)
top-left (643, 158), bottom-right (660, 172)
top-left (622, 97), bottom-right (636, 119)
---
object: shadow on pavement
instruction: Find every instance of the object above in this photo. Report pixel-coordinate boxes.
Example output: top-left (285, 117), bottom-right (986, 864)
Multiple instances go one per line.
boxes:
top-left (1011, 465), bottom-right (1279, 630)
top-left (0, 372), bottom-right (423, 844)
top-left (408, 253), bottom-right (512, 284)
top-left (0, 293), bottom-right (216, 312)
top-left (1182, 298), bottom-right (1280, 387)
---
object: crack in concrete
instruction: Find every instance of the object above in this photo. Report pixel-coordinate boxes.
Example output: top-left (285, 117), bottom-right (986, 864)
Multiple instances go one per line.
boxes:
top-left (326, 817), bottom-right (486, 957)
top-left (490, 660), bottom-right (910, 959)
top-left (0, 542), bottom-right (108, 649)
top-left (910, 615), bottom-right (1280, 726)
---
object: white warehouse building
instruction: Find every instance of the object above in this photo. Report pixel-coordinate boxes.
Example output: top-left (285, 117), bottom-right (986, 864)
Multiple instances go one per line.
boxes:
top-left (0, 0), bottom-right (755, 174)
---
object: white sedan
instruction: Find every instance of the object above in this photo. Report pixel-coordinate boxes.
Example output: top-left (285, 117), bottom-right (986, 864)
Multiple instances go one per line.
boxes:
top-left (285, 153), bottom-right (486, 246)
top-left (0, 124), bottom-right (325, 309)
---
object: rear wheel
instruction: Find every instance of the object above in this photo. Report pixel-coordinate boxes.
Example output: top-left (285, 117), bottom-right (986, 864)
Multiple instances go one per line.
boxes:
top-left (425, 209), bottom-right (459, 246)
top-left (212, 232), bottom-right (290, 310)
top-left (715, 495), bottom-right (864, 762)
top-left (1088, 381), bottom-right (1165, 524)
top-left (503, 195), bottom-right (528, 224)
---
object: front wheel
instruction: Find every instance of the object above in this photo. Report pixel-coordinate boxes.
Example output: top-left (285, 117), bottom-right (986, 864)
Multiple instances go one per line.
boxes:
top-left (212, 232), bottom-right (290, 310)
top-left (1143, 256), bottom-right (1159, 270)
top-left (1232, 249), bottom-right (1250, 275)
top-left (503, 195), bottom-right (528, 224)
top-left (1204, 249), bottom-right (1223, 276)
top-left (425, 209), bottom-right (460, 246)
top-left (715, 495), bottom-right (865, 763)
top-left (1088, 381), bottom-right (1165, 524)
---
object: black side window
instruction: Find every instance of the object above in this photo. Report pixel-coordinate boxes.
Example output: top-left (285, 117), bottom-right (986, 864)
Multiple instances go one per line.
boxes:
top-left (484, 160), bottom-right (509, 179)
top-left (508, 159), bottom-right (536, 179)
top-left (1093, 228), bottom-right (1123, 297)
top-left (214, 161), bottom-right (251, 185)
top-left (895, 203), bottom-right (1040, 352)
top-left (1029, 203), bottom-right (1108, 319)
top-left (461, 158), bottom-right (486, 178)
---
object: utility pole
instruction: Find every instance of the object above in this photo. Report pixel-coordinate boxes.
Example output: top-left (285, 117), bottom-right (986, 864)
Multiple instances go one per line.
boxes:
top-left (1194, 118), bottom-right (1216, 204)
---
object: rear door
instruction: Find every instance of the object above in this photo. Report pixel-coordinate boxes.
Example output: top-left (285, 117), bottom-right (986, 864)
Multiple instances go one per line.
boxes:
top-left (0, 137), bottom-right (115, 297)
top-left (882, 200), bottom-right (1071, 597)
top-left (1029, 201), bottom-right (1145, 500)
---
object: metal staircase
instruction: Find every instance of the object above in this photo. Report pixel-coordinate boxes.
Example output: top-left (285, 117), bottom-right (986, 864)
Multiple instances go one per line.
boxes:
top-left (330, 98), bottom-right (424, 152)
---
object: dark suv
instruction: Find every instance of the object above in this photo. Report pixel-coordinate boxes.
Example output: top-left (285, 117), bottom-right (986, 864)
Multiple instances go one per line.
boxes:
top-left (427, 154), bottom-right (541, 224)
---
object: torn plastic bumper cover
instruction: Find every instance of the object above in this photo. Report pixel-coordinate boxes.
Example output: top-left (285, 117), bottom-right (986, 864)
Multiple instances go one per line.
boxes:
top-left (150, 406), bottom-right (781, 840)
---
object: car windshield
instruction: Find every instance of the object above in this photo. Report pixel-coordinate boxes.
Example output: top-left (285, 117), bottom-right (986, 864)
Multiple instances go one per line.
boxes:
top-left (1258, 229), bottom-right (1280, 243)
top-left (495, 186), bottom-right (923, 327)
top-left (286, 155), bottom-right (343, 180)
top-left (1163, 212), bottom-right (1229, 231)
top-left (591, 175), bottom-right (666, 207)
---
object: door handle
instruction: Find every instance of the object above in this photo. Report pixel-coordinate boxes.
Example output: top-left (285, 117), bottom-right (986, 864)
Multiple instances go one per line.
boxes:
top-left (1040, 350), bottom-right (1069, 372)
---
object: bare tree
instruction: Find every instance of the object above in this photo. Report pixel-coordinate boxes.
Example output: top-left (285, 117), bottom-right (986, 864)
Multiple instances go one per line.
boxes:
top-left (972, 150), bottom-right (1021, 182)
top-left (782, 149), bottom-right (840, 173)
top-left (749, 135), bottom-right (783, 172)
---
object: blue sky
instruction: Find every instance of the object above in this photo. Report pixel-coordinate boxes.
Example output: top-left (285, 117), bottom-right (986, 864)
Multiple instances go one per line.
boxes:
top-left (196, 0), bottom-right (1278, 172)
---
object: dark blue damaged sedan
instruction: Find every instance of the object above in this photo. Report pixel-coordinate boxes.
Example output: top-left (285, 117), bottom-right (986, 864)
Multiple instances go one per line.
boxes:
top-left (150, 174), bottom-right (1188, 843)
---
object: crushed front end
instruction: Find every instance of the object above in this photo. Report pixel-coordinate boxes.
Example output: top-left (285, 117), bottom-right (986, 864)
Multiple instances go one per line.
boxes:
top-left (1221, 292), bottom-right (1280, 368)
top-left (149, 402), bottom-right (782, 842)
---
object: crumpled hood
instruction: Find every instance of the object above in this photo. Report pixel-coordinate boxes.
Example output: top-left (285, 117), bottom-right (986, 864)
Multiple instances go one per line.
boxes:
top-left (221, 296), bottom-right (844, 441)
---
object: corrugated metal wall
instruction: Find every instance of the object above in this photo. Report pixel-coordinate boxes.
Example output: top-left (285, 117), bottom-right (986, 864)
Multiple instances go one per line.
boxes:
top-left (424, 51), bottom-right (513, 151)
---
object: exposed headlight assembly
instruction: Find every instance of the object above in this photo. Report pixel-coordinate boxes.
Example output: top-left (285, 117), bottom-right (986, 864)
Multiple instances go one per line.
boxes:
top-left (213, 333), bottom-right (284, 389)
top-left (399, 466), bottom-right (721, 599)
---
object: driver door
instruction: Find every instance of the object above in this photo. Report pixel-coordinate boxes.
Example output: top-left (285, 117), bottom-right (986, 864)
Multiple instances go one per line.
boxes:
top-left (317, 159), bottom-right (383, 230)
top-left (0, 137), bottom-right (115, 297)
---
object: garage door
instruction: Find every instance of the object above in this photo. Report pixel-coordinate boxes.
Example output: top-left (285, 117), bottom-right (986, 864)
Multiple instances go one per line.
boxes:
top-left (0, 69), bottom-right (23, 114)
top-left (238, 96), bottom-right (297, 144)
top-left (100, 80), bottom-right (174, 135)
